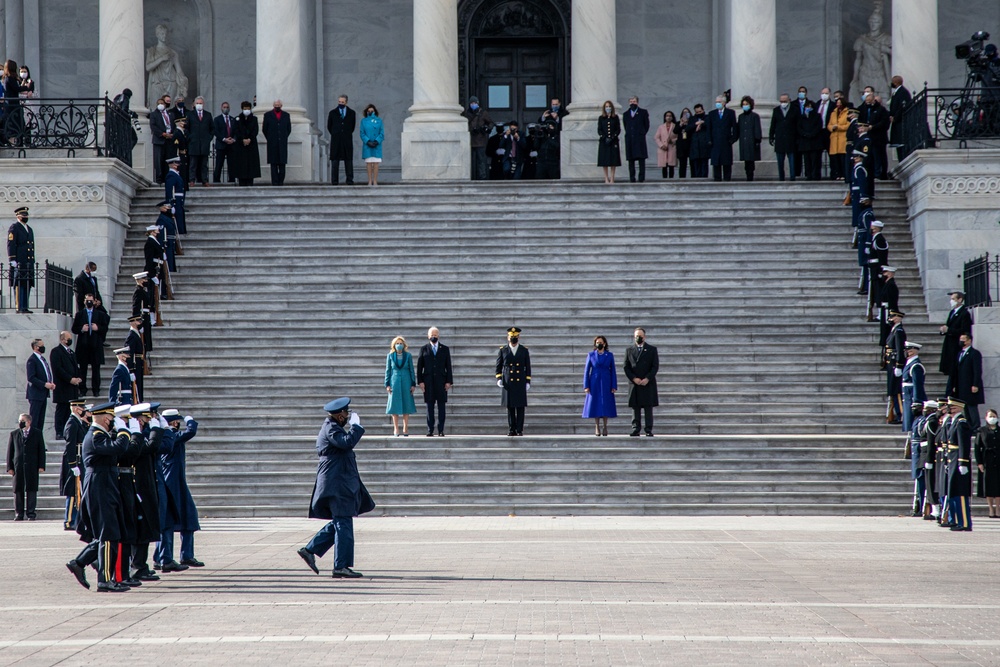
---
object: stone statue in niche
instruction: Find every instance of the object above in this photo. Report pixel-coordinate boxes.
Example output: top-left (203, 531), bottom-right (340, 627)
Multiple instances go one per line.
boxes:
top-left (849, 0), bottom-right (891, 104)
top-left (146, 23), bottom-right (189, 104)
top-left (480, 2), bottom-right (554, 37)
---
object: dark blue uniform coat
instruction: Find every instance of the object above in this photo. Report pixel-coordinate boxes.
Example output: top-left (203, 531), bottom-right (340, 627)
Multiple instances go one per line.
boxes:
top-left (161, 419), bottom-right (201, 532)
top-left (308, 419), bottom-right (375, 519)
top-left (76, 425), bottom-right (129, 543)
top-left (496, 345), bottom-right (531, 408)
top-left (164, 168), bottom-right (186, 234)
top-left (947, 416), bottom-right (973, 497)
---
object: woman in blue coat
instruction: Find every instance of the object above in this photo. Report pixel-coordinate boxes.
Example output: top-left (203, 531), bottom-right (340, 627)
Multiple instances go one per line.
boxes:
top-left (582, 335), bottom-right (618, 436)
top-left (385, 335), bottom-right (417, 436)
top-left (359, 103), bottom-right (384, 186)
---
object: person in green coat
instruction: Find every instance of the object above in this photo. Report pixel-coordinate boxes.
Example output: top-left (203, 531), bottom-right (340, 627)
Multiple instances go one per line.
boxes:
top-left (385, 336), bottom-right (417, 436)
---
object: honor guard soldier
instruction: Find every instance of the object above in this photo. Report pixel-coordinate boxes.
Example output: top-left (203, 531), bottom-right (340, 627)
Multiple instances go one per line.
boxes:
top-left (909, 401), bottom-right (926, 516)
top-left (934, 397), bottom-right (952, 524)
top-left (883, 310), bottom-right (906, 423)
top-left (60, 398), bottom-right (89, 530)
top-left (155, 199), bottom-right (178, 274)
top-left (164, 157), bottom-right (186, 234)
top-left (854, 120), bottom-right (875, 196)
top-left (108, 346), bottom-right (136, 404)
top-left (125, 316), bottom-right (146, 401)
top-left (112, 404), bottom-right (144, 587)
top-left (66, 400), bottom-right (132, 592)
top-left (158, 409), bottom-right (203, 570)
top-left (855, 205), bottom-right (874, 296)
top-left (127, 402), bottom-right (162, 582)
top-left (850, 147), bottom-right (871, 239)
top-left (7, 206), bottom-right (35, 313)
top-left (131, 272), bottom-right (153, 350)
top-left (496, 327), bottom-right (531, 436)
top-left (143, 222), bottom-right (167, 304)
top-left (865, 221), bottom-right (887, 322)
top-left (901, 342), bottom-right (927, 433)
top-left (918, 400), bottom-right (940, 519)
top-left (878, 266), bottom-right (899, 346)
top-left (945, 397), bottom-right (974, 531)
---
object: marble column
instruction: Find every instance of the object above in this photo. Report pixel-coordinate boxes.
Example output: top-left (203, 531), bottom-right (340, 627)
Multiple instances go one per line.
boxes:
top-left (4, 0), bottom-right (21, 65)
top-left (401, 0), bottom-right (469, 180)
top-left (892, 0), bottom-right (938, 91)
top-left (560, 0), bottom-right (617, 180)
top-left (256, 0), bottom-right (317, 182)
top-left (99, 0), bottom-right (149, 177)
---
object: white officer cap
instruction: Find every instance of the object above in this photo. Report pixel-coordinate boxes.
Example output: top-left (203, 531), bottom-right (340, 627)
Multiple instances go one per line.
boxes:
top-left (114, 405), bottom-right (132, 418)
top-left (870, 220), bottom-right (884, 228)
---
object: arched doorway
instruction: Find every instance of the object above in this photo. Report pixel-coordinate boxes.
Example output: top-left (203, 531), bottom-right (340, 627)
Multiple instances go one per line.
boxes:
top-left (459, 0), bottom-right (570, 128)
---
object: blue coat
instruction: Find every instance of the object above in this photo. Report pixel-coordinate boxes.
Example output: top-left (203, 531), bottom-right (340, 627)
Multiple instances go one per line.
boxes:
top-left (308, 418), bottom-right (375, 519)
top-left (25, 353), bottom-right (50, 401)
top-left (76, 425), bottom-right (129, 543)
top-left (360, 115), bottom-right (384, 160)
top-left (622, 107), bottom-right (650, 160)
top-left (706, 107), bottom-right (739, 165)
top-left (385, 351), bottom-right (417, 415)
top-left (161, 418), bottom-right (200, 532)
top-left (108, 362), bottom-right (132, 404)
top-left (582, 350), bottom-right (618, 419)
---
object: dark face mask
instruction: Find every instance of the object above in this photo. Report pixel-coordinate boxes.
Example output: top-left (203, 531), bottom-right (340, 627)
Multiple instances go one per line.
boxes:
top-left (222, 107), bottom-right (230, 114)
top-left (629, 103), bottom-right (638, 111)
top-left (596, 343), bottom-right (605, 350)
top-left (85, 301), bottom-right (94, 308)
top-left (509, 337), bottom-right (519, 345)
top-left (62, 339), bottom-right (71, 347)
top-left (429, 337), bottom-right (438, 343)
top-left (338, 104), bottom-right (346, 110)
top-left (36, 345), bottom-right (45, 354)
top-left (19, 216), bottom-right (28, 223)
top-left (18, 420), bottom-right (26, 429)
top-left (635, 336), bottom-right (644, 345)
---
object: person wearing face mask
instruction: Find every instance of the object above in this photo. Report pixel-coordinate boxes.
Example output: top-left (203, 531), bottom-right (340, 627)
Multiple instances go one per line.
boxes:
top-left (185, 96), bottom-right (213, 187)
top-left (60, 398), bottom-right (89, 530)
top-left (327, 94), bottom-right (356, 186)
top-left (417, 327), bottom-right (454, 437)
top-left (26, 338), bottom-right (55, 436)
top-left (901, 342), bottom-right (927, 435)
top-left (768, 94), bottom-right (796, 181)
top-left (7, 206), bottom-right (35, 313)
top-left (622, 96), bottom-right (650, 183)
top-left (736, 96), bottom-right (761, 182)
top-left (462, 96), bottom-right (494, 180)
top-left (7, 413), bottom-right (45, 520)
top-left (673, 108), bottom-right (693, 178)
top-left (624, 328), bottom-right (659, 437)
top-left (74, 261), bottom-right (103, 312)
top-left (975, 409), bottom-right (1000, 517)
top-left (496, 327), bottom-right (531, 436)
top-left (232, 101), bottom-right (261, 186)
top-left (858, 85), bottom-right (889, 180)
top-left (946, 333), bottom-right (985, 432)
top-left (158, 410), bottom-right (203, 570)
top-left (795, 100), bottom-right (823, 181)
top-left (385, 336), bottom-right (417, 437)
top-left (706, 93), bottom-right (739, 182)
top-left (938, 291), bottom-right (972, 378)
top-left (359, 103), bottom-right (384, 186)
top-left (597, 101), bottom-right (621, 184)
top-left (51, 330), bottom-right (83, 439)
top-left (945, 397), bottom-right (974, 531)
top-left (583, 336), bottom-right (617, 436)
top-left (212, 102), bottom-right (237, 183)
top-left (539, 97), bottom-right (568, 131)
top-left (654, 110), bottom-right (678, 179)
top-left (687, 104), bottom-right (711, 178)
top-left (262, 99), bottom-right (292, 186)
top-left (72, 294), bottom-right (109, 397)
top-left (789, 86), bottom-right (812, 178)
top-left (298, 398), bottom-right (374, 579)
top-left (887, 76), bottom-right (912, 162)
top-left (826, 93), bottom-right (850, 181)
top-left (149, 97), bottom-right (174, 183)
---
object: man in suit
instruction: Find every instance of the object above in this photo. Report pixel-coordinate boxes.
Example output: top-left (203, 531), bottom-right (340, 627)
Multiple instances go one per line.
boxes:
top-left (496, 327), bottom-right (531, 436)
top-left (7, 206), bottom-right (35, 314)
top-left (888, 75), bottom-right (912, 162)
top-left (213, 102), bottom-right (237, 183)
top-left (939, 290), bottom-right (973, 376)
top-left (815, 87), bottom-right (834, 176)
top-left (417, 326), bottom-right (454, 437)
top-left (624, 328), bottom-right (659, 436)
top-left (946, 332), bottom-right (985, 431)
top-left (50, 331), bottom-right (82, 439)
top-left (71, 296), bottom-right (108, 397)
top-left (327, 94), bottom-right (356, 185)
top-left (859, 86), bottom-right (890, 180)
top-left (706, 94), bottom-right (739, 181)
top-left (73, 262), bottom-right (103, 313)
top-left (790, 86), bottom-right (812, 177)
top-left (622, 96), bottom-right (650, 183)
top-left (149, 97), bottom-right (174, 183)
top-left (186, 96), bottom-right (214, 187)
top-left (26, 338), bottom-right (55, 434)
top-left (262, 99), bottom-right (292, 186)
top-left (768, 94), bottom-right (796, 181)
top-left (6, 413), bottom-right (45, 520)
top-left (164, 157), bottom-right (186, 234)
top-left (498, 122), bottom-right (527, 179)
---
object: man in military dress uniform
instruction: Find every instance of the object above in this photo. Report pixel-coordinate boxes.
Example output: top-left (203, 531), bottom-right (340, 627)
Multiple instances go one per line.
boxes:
top-left (883, 310), bottom-right (906, 424)
top-left (108, 346), bottom-right (136, 405)
top-left (158, 410), bottom-right (204, 570)
top-left (155, 200), bottom-right (179, 274)
top-left (854, 202), bottom-right (874, 297)
top-left (901, 341), bottom-right (926, 433)
top-left (131, 272), bottom-right (154, 350)
top-left (945, 397), bottom-right (974, 531)
top-left (909, 401), bottom-right (927, 516)
top-left (164, 157), bottom-right (186, 234)
top-left (865, 221), bottom-right (888, 323)
top-left (128, 402), bottom-right (162, 582)
top-left (111, 404), bottom-right (143, 587)
top-left (624, 328), bottom-right (660, 436)
top-left (878, 266), bottom-right (898, 347)
top-left (125, 315), bottom-right (146, 401)
top-left (496, 327), bottom-right (531, 436)
top-left (60, 398), bottom-right (89, 530)
top-left (7, 206), bottom-right (34, 313)
top-left (934, 398), bottom-right (952, 525)
top-left (850, 147), bottom-right (871, 241)
top-left (917, 400), bottom-right (940, 519)
top-left (143, 222), bottom-right (167, 304)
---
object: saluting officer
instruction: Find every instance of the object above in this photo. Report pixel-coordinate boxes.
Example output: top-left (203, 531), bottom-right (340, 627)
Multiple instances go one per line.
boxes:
top-left (112, 405), bottom-right (143, 587)
top-left (7, 206), bottom-right (35, 314)
top-left (125, 315), bottom-right (146, 401)
top-left (945, 397), bottom-right (974, 531)
top-left (128, 402), bottom-right (163, 582)
top-left (496, 327), bottom-right (531, 436)
top-left (884, 310), bottom-right (906, 423)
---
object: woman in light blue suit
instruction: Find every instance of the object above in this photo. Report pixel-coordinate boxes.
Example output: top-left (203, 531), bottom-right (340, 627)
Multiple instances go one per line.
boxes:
top-left (360, 103), bottom-right (384, 186)
top-left (385, 335), bottom-right (416, 436)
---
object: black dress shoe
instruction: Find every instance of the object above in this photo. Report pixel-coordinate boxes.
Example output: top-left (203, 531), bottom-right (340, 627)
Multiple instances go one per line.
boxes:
top-left (644, 432), bottom-right (654, 437)
top-left (152, 561), bottom-right (162, 570)
top-left (27, 516), bottom-right (36, 521)
top-left (437, 432), bottom-right (445, 437)
top-left (332, 567), bottom-right (363, 578)
top-left (66, 561), bottom-right (90, 589)
top-left (425, 432), bottom-right (434, 437)
top-left (297, 547), bottom-right (319, 574)
top-left (136, 571), bottom-right (160, 582)
top-left (516, 432), bottom-right (523, 436)
top-left (96, 581), bottom-right (129, 592)
top-left (122, 577), bottom-right (142, 587)
top-left (13, 515), bottom-right (24, 521)
top-left (629, 431), bottom-right (640, 437)
top-left (950, 526), bottom-right (972, 532)
top-left (179, 558), bottom-right (205, 567)
top-left (161, 560), bottom-right (189, 572)
top-left (507, 430), bottom-right (516, 436)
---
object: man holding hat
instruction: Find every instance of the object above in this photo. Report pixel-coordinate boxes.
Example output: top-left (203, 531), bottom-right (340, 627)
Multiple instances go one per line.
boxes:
top-left (901, 342), bottom-right (927, 433)
top-left (298, 398), bottom-right (374, 578)
top-left (108, 346), bottom-right (136, 405)
top-left (125, 315), bottom-right (146, 401)
top-left (877, 265), bottom-right (898, 346)
top-left (7, 206), bottom-right (35, 313)
top-left (918, 400), bottom-right (941, 519)
top-left (865, 221), bottom-right (887, 322)
top-left (158, 410), bottom-right (202, 570)
top-left (496, 327), bottom-right (531, 436)
top-left (883, 310), bottom-right (906, 423)
top-left (939, 290), bottom-right (972, 377)
top-left (164, 156), bottom-right (186, 234)
top-left (945, 397), bottom-right (973, 531)
top-left (60, 398), bottom-right (89, 529)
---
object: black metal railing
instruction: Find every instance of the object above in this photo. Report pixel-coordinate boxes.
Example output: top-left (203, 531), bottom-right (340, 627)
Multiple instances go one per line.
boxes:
top-left (899, 86), bottom-right (1000, 160)
top-left (0, 97), bottom-right (137, 164)
top-left (964, 253), bottom-right (999, 309)
top-left (1, 260), bottom-right (75, 315)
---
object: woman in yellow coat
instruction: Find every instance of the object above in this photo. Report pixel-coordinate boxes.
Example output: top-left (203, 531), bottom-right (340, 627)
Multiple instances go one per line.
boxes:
top-left (827, 93), bottom-right (850, 181)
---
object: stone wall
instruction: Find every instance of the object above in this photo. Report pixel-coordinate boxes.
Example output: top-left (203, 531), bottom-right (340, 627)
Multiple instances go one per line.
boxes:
top-left (0, 313), bottom-right (73, 439)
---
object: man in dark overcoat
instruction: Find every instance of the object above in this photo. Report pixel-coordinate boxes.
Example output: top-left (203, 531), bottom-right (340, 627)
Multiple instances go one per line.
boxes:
top-left (60, 398), bottom-right (89, 530)
top-left (706, 94), bottom-right (739, 181)
top-left (496, 327), bottom-right (531, 436)
top-left (7, 206), bottom-right (35, 313)
top-left (298, 398), bottom-right (374, 579)
top-left (7, 413), bottom-right (45, 520)
top-left (50, 330), bottom-right (82, 439)
top-left (622, 96), bottom-right (650, 182)
top-left (73, 262), bottom-right (102, 312)
top-left (158, 410), bottom-right (202, 569)
top-left (623, 327), bottom-right (659, 437)
top-left (417, 326), bottom-right (454, 437)
top-left (888, 75), bottom-right (912, 161)
top-left (939, 290), bottom-right (972, 376)
top-left (262, 99), bottom-right (292, 185)
top-left (946, 397), bottom-right (974, 531)
top-left (185, 96), bottom-right (214, 186)
top-left (66, 401), bottom-right (131, 592)
top-left (72, 296), bottom-right (108, 397)
top-left (327, 94), bottom-right (356, 185)
top-left (946, 333), bottom-right (985, 431)
top-left (768, 95), bottom-right (797, 181)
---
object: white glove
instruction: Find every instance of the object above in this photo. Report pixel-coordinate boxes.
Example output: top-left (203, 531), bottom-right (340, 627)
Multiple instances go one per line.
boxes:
top-left (72, 467), bottom-right (80, 477)
top-left (9, 261), bottom-right (15, 268)
top-left (497, 379), bottom-right (503, 387)
top-left (893, 368), bottom-right (902, 377)
top-left (129, 373), bottom-right (136, 382)
top-left (158, 416), bottom-right (169, 429)
top-left (152, 277), bottom-right (160, 285)
top-left (114, 417), bottom-right (128, 432)
top-left (184, 415), bottom-right (194, 424)
top-left (526, 383), bottom-right (531, 391)
top-left (924, 462), bottom-right (933, 469)
top-left (495, 148), bottom-right (506, 155)
top-left (348, 411), bottom-right (360, 426)
top-left (529, 151), bottom-right (538, 157)
top-left (128, 418), bottom-right (141, 434)
top-left (960, 465), bottom-right (969, 475)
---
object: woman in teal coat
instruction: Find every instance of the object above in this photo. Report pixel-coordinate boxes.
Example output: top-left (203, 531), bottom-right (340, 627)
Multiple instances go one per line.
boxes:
top-left (385, 335), bottom-right (416, 436)
top-left (360, 103), bottom-right (384, 186)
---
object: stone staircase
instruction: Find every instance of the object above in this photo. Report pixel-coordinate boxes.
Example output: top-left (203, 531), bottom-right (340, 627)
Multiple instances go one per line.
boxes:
top-left (3, 180), bottom-right (947, 517)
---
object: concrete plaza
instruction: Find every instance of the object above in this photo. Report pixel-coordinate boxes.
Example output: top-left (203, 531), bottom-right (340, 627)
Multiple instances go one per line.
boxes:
top-left (1, 515), bottom-right (998, 666)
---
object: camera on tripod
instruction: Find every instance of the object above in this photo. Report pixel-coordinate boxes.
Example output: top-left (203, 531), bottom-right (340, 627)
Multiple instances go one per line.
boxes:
top-left (956, 31), bottom-right (990, 62)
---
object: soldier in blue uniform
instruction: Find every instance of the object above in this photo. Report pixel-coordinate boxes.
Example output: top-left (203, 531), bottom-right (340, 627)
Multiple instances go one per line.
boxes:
top-left (878, 265), bottom-right (898, 347)
top-left (901, 342), bottom-right (927, 433)
top-left (128, 402), bottom-right (163, 582)
top-left (849, 147), bottom-right (870, 240)
top-left (865, 221), bottom-right (887, 323)
top-left (934, 398), bottom-right (953, 525)
top-left (909, 402), bottom-right (926, 516)
top-left (855, 205), bottom-right (874, 297)
top-left (6, 206), bottom-right (34, 313)
top-left (108, 347), bottom-right (135, 405)
top-left (496, 327), bottom-right (531, 436)
top-left (164, 157), bottom-right (186, 234)
top-left (155, 200), bottom-right (178, 273)
top-left (297, 397), bottom-right (375, 579)
top-left (884, 310), bottom-right (906, 423)
top-left (158, 409), bottom-right (203, 569)
top-left (853, 121), bottom-right (874, 197)
top-left (945, 397), bottom-right (974, 531)
top-left (125, 315), bottom-right (146, 401)
top-left (917, 400), bottom-right (941, 519)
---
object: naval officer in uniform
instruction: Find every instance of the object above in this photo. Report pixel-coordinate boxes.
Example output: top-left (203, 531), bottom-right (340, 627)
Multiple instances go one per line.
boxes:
top-left (496, 327), bottom-right (531, 436)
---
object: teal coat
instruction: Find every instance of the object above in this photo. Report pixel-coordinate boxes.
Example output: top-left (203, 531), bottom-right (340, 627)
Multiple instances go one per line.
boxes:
top-left (385, 351), bottom-right (416, 415)
top-left (360, 115), bottom-right (384, 159)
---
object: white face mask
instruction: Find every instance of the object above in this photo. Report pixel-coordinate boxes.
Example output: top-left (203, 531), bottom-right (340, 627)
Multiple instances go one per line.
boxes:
top-left (242, 109), bottom-right (251, 116)
top-left (863, 91), bottom-right (871, 99)
top-left (988, 416), bottom-right (999, 426)
top-left (820, 93), bottom-right (829, 101)
top-left (604, 107), bottom-right (612, 113)
top-left (780, 102), bottom-right (789, 110)
top-left (950, 299), bottom-right (958, 309)
top-left (19, 72), bottom-right (27, 79)
top-left (195, 103), bottom-right (203, 111)
top-left (156, 104), bottom-right (165, 111)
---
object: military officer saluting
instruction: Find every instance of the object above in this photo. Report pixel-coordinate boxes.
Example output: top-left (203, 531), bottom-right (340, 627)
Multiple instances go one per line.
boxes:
top-left (496, 327), bottom-right (531, 436)
top-left (945, 396), bottom-right (974, 531)
top-left (7, 206), bottom-right (35, 314)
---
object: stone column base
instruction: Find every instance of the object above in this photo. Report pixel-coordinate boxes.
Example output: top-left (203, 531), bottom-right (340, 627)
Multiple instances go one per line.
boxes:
top-left (559, 113), bottom-right (604, 181)
top-left (401, 115), bottom-right (469, 181)
top-left (255, 108), bottom-right (318, 183)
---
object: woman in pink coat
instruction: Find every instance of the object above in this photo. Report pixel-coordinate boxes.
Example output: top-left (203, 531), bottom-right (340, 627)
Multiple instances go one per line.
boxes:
top-left (654, 110), bottom-right (678, 178)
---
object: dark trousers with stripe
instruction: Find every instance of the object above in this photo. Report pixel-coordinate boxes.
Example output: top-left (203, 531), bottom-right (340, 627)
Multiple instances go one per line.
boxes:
top-left (949, 495), bottom-right (972, 530)
top-left (75, 539), bottom-right (119, 583)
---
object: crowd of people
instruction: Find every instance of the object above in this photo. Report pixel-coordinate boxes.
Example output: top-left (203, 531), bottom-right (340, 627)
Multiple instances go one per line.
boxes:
top-left (0, 58), bottom-right (37, 146)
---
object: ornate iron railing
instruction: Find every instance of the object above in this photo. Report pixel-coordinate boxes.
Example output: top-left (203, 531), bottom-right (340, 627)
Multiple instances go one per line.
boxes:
top-left (964, 253), bottom-right (999, 309)
top-left (1, 260), bottom-right (76, 315)
top-left (0, 97), bottom-right (137, 164)
top-left (899, 86), bottom-right (1000, 160)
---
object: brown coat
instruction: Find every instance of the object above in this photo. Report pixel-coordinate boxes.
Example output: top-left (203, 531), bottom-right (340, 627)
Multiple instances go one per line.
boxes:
top-left (654, 122), bottom-right (678, 167)
top-left (827, 107), bottom-right (850, 155)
